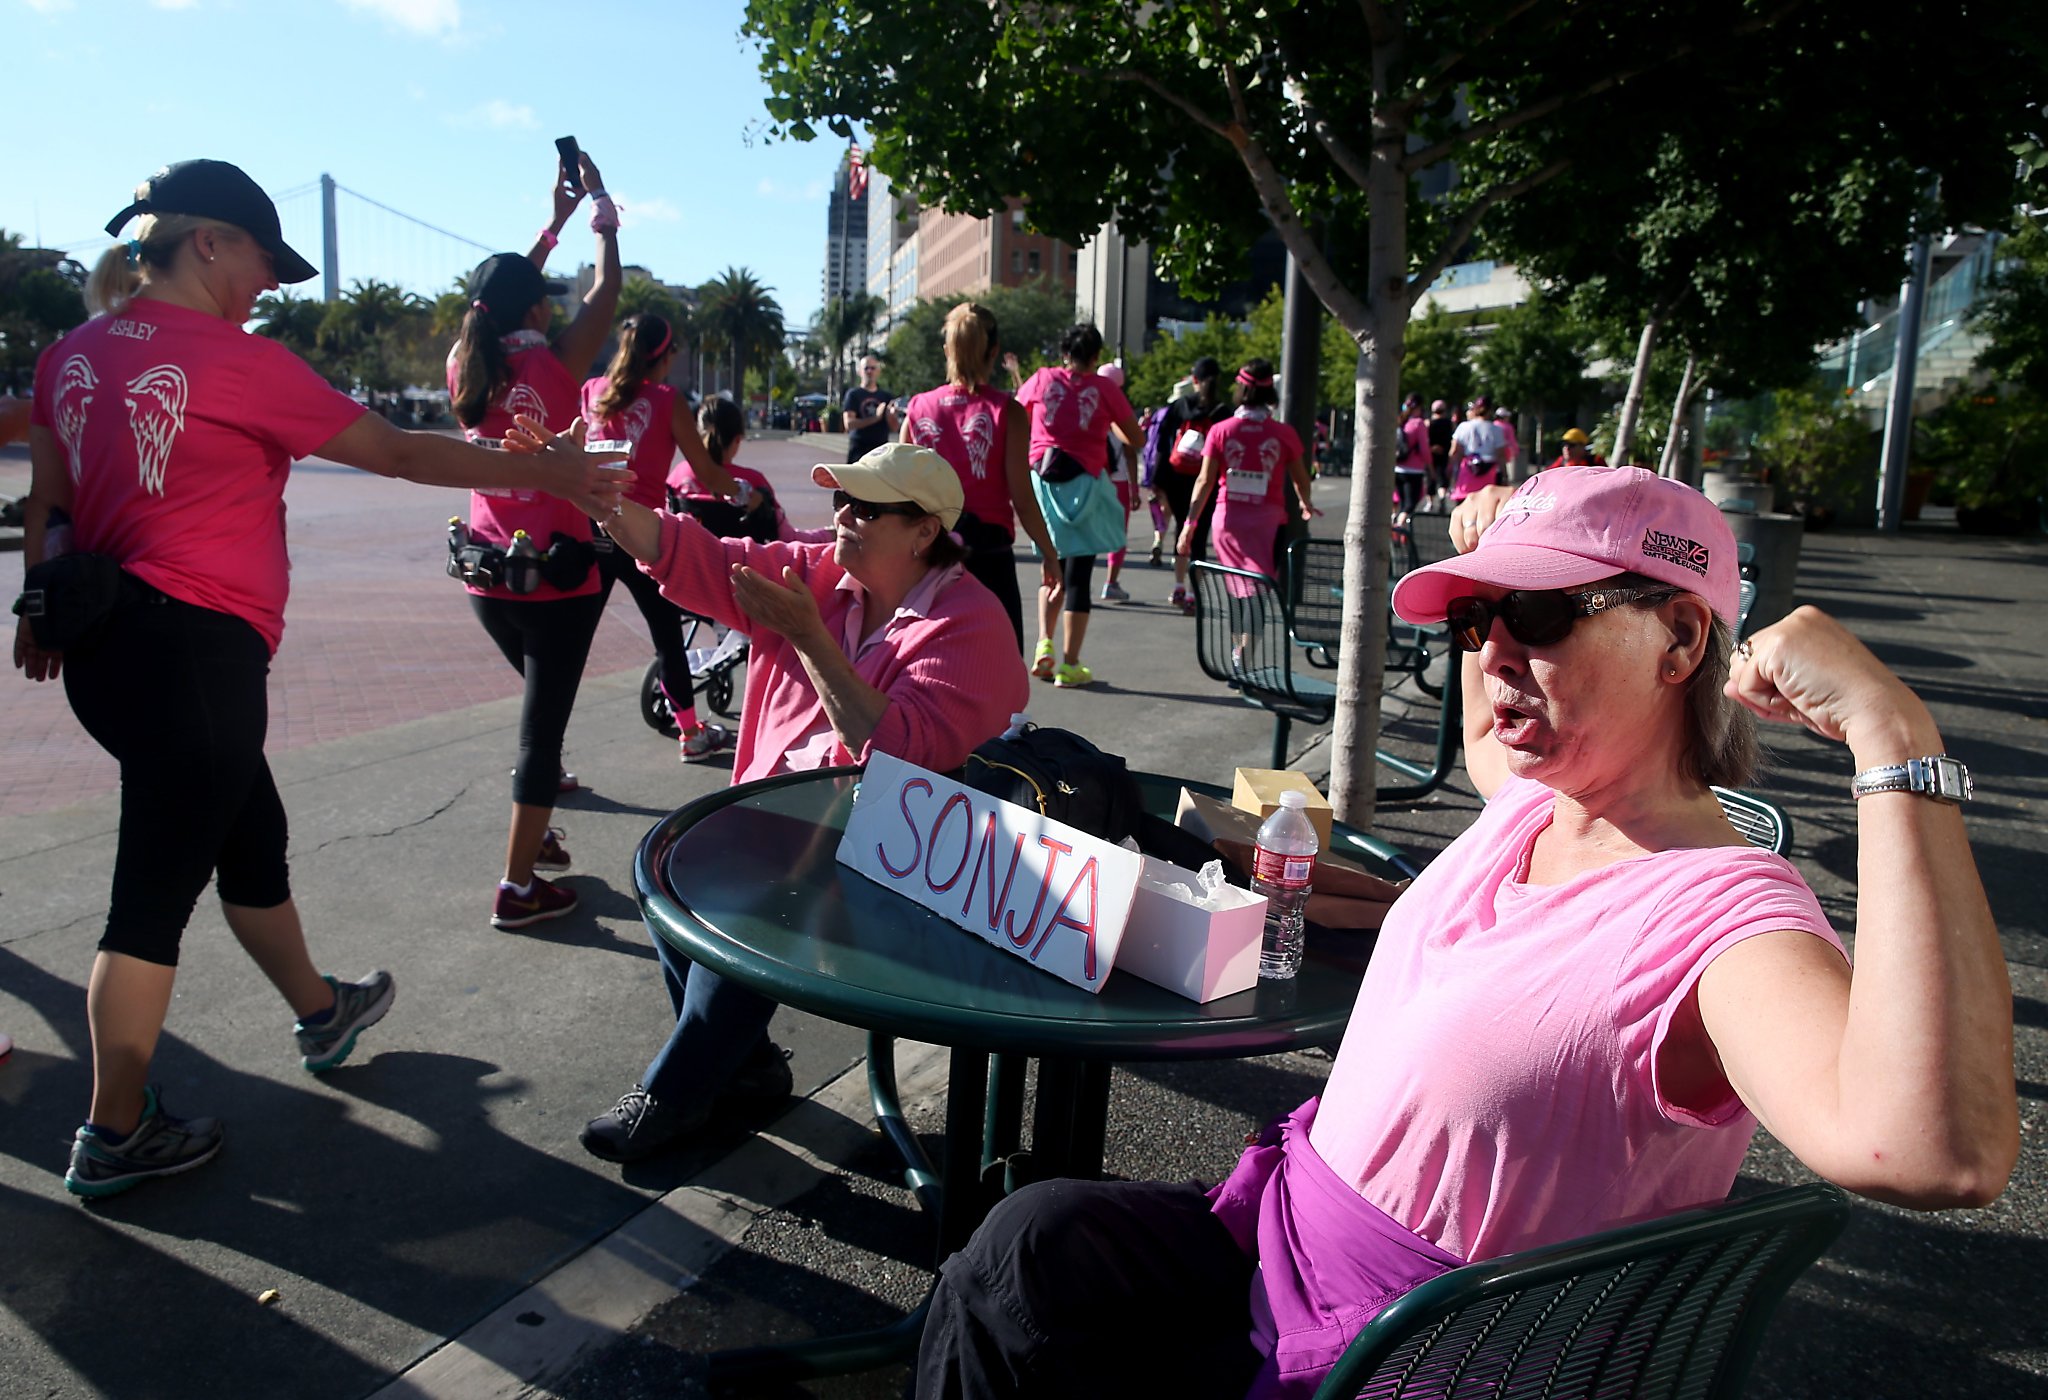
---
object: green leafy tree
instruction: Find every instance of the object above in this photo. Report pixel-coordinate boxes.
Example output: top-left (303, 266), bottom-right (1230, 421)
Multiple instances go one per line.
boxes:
top-left (1972, 221), bottom-right (2048, 398)
top-left (1399, 299), bottom-right (1473, 412)
top-left (744, 0), bottom-right (2047, 822)
top-left (1474, 290), bottom-right (1589, 454)
top-left (1753, 380), bottom-right (1876, 509)
top-left (817, 291), bottom-right (887, 399)
top-left (1125, 315), bottom-right (1246, 411)
top-left (0, 231), bottom-right (86, 391)
top-left (878, 296), bottom-right (952, 397)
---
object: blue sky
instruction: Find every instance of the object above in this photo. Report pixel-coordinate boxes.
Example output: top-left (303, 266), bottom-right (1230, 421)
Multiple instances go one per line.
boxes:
top-left (3, 0), bottom-right (856, 326)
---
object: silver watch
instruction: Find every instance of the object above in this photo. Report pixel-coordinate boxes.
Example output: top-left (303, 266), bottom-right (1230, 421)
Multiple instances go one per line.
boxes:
top-left (1850, 755), bottom-right (1972, 803)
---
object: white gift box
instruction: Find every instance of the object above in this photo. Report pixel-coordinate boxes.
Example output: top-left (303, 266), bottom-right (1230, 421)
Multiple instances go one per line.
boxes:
top-left (1115, 855), bottom-right (1269, 1003)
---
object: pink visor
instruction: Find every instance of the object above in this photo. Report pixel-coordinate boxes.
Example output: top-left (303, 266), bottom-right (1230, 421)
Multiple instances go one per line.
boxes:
top-left (1391, 466), bottom-right (1740, 626)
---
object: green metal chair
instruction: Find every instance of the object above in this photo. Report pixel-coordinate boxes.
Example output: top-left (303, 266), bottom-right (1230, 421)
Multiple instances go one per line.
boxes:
top-left (1712, 787), bottom-right (1793, 856)
top-left (1190, 560), bottom-right (1337, 770)
top-left (1311, 1183), bottom-right (1851, 1400)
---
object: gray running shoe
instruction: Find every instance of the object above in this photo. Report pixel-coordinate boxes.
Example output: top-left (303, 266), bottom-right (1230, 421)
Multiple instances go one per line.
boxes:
top-left (296, 970), bottom-right (396, 1073)
top-left (579, 1085), bottom-right (709, 1163)
top-left (65, 1085), bottom-right (223, 1199)
top-left (721, 1039), bottom-right (793, 1107)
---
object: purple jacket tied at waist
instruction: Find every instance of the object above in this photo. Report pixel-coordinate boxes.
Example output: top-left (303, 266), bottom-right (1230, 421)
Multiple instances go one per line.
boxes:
top-left (1209, 1097), bottom-right (1465, 1399)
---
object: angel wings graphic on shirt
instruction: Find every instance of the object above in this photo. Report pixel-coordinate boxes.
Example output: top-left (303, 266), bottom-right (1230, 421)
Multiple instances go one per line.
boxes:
top-left (962, 407), bottom-right (997, 480)
top-left (1075, 385), bottom-right (1100, 431)
top-left (124, 365), bottom-right (190, 496)
top-left (1222, 437), bottom-right (1247, 473)
top-left (622, 396), bottom-right (655, 449)
top-left (53, 355), bottom-right (98, 482)
top-left (503, 382), bottom-right (549, 429)
top-left (1258, 437), bottom-right (1285, 475)
top-left (1039, 377), bottom-right (1068, 431)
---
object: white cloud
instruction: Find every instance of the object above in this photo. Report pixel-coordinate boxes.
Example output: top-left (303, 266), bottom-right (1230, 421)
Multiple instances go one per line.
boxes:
top-left (339, 0), bottom-right (459, 37)
top-left (447, 99), bottom-right (537, 131)
top-left (620, 195), bottom-right (682, 225)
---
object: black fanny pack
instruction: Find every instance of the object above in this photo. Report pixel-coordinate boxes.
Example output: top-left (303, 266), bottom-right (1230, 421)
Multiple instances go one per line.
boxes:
top-left (1033, 447), bottom-right (1088, 483)
top-left (13, 552), bottom-right (127, 650)
top-left (447, 530), bottom-right (601, 594)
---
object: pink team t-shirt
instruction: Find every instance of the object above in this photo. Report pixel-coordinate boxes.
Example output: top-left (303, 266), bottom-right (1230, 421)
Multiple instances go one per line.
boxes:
top-left (903, 384), bottom-right (1017, 535)
top-left (1396, 415), bottom-right (1430, 473)
top-left (1311, 772), bottom-right (1843, 1263)
top-left (1203, 409), bottom-right (1302, 586)
top-left (1015, 366), bottom-right (1131, 477)
top-left (448, 332), bottom-right (597, 601)
top-left (30, 299), bottom-right (367, 654)
top-left (581, 377), bottom-right (677, 511)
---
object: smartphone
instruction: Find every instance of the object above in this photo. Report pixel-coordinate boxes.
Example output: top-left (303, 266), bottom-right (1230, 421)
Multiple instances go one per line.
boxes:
top-left (555, 136), bottom-right (582, 193)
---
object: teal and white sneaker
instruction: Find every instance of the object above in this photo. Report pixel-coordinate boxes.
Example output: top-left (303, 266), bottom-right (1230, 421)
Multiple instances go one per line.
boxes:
top-left (295, 970), bottom-right (396, 1073)
top-left (65, 1085), bottom-right (223, 1199)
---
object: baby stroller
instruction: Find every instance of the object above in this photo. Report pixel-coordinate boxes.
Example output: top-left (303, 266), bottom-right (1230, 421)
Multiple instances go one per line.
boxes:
top-left (640, 612), bottom-right (748, 736)
top-left (638, 487), bottom-right (772, 737)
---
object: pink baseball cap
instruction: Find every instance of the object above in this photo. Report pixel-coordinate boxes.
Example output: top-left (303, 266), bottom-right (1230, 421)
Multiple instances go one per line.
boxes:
top-left (1097, 362), bottom-right (1126, 388)
top-left (1392, 466), bottom-right (1740, 626)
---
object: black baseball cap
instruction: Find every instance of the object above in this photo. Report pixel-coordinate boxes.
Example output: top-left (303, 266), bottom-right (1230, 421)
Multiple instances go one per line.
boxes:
top-left (103, 159), bottom-right (318, 284)
top-left (467, 253), bottom-right (569, 333)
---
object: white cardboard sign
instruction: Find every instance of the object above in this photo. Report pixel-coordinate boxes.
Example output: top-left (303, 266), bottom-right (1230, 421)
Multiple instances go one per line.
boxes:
top-left (836, 752), bottom-right (1142, 993)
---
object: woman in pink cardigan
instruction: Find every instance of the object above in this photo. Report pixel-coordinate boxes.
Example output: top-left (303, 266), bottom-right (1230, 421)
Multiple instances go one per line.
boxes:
top-left (569, 439), bottom-right (1030, 1162)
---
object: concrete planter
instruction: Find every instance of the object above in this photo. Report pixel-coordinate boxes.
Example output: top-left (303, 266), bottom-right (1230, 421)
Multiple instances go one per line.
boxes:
top-left (1703, 473), bottom-right (1777, 516)
top-left (1720, 507), bottom-right (1803, 634)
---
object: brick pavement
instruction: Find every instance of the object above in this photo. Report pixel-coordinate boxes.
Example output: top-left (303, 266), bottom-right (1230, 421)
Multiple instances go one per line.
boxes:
top-left (0, 433), bottom-right (844, 820)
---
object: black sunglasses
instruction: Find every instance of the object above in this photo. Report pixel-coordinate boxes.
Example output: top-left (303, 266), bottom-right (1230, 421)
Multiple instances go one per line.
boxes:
top-left (832, 489), bottom-right (926, 523)
top-left (1445, 586), bottom-right (1678, 653)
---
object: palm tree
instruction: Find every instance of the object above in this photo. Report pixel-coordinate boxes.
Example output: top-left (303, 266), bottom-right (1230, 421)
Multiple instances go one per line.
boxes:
top-left (814, 293), bottom-right (889, 402)
top-left (698, 267), bottom-right (784, 407)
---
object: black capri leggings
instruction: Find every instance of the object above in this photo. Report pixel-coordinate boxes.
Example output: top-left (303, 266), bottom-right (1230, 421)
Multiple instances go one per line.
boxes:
top-left (598, 544), bottom-right (693, 709)
top-left (957, 512), bottom-right (1025, 647)
top-left (1158, 468), bottom-right (1215, 558)
top-left (469, 591), bottom-right (606, 807)
top-left (63, 586), bottom-right (291, 968)
top-left (1058, 553), bottom-right (1096, 614)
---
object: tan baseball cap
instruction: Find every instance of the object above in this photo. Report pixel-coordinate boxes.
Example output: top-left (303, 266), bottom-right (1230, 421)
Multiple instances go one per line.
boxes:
top-left (812, 442), bottom-right (965, 529)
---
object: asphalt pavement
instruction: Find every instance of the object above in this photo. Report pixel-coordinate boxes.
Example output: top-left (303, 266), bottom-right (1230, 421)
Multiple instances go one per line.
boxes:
top-left (2, 434), bottom-right (2043, 1399)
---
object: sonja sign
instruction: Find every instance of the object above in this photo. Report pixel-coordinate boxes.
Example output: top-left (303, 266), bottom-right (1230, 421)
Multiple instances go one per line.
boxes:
top-left (837, 753), bottom-right (1142, 993)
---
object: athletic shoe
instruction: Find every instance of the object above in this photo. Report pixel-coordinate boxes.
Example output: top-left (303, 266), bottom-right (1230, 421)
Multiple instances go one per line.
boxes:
top-left (1053, 662), bottom-right (1095, 688)
top-left (534, 828), bottom-right (571, 875)
top-left (1147, 543), bottom-right (1164, 568)
top-left (492, 877), bottom-right (578, 930)
top-left (1100, 580), bottom-right (1130, 603)
top-left (296, 970), bottom-right (396, 1073)
top-left (579, 1085), bottom-right (709, 1164)
top-left (1032, 638), bottom-right (1056, 680)
top-left (64, 1085), bottom-right (223, 1199)
top-left (722, 1039), bottom-right (794, 1108)
top-left (679, 721), bottom-right (736, 763)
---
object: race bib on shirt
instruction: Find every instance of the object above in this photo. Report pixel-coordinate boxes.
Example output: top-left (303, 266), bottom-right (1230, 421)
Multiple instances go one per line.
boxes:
top-left (1225, 467), bottom-right (1272, 500)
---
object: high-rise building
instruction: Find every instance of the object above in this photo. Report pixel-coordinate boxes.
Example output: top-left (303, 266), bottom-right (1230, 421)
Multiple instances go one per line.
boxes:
top-left (865, 168), bottom-right (920, 336)
top-left (915, 198), bottom-right (1078, 302)
top-left (823, 152), bottom-right (869, 310)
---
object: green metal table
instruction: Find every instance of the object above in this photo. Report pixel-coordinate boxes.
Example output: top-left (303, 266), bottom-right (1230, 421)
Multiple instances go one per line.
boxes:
top-left (633, 766), bottom-right (1417, 1386)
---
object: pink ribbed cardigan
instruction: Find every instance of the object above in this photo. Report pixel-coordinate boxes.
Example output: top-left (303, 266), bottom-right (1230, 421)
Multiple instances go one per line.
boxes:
top-left (642, 510), bottom-right (1029, 783)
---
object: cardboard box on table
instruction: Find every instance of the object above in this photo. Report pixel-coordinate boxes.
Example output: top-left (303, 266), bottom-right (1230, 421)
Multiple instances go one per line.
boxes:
top-left (1231, 768), bottom-right (1334, 850)
top-left (837, 753), bottom-right (1266, 1003)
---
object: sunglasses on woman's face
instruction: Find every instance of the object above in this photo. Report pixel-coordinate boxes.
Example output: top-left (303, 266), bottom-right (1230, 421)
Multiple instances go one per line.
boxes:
top-left (1445, 586), bottom-right (1677, 653)
top-left (832, 489), bottom-right (925, 524)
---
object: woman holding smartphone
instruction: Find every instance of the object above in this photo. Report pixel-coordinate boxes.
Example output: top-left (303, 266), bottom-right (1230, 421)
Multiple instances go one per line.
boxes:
top-left (14, 157), bottom-right (624, 1197)
top-left (448, 149), bottom-right (622, 930)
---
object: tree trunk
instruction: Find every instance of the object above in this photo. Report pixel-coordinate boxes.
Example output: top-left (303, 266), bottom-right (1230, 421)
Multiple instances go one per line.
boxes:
top-left (1611, 317), bottom-right (1660, 466)
top-left (1324, 34), bottom-right (1407, 831)
top-left (1659, 351), bottom-right (1697, 477)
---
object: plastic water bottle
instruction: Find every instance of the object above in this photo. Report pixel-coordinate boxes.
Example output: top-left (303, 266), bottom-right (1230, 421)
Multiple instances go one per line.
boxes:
top-left (1252, 790), bottom-right (1318, 979)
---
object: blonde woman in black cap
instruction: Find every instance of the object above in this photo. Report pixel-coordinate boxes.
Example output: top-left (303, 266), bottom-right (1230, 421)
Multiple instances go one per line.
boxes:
top-left (446, 149), bottom-right (623, 932)
top-left (12, 158), bottom-right (626, 1197)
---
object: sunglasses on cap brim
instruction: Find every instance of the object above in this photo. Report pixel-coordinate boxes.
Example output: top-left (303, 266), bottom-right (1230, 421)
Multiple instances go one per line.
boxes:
top-left (1445, 585), bottom-right (1678, 653)
top-left (831, 489), bottom-right (926, 523)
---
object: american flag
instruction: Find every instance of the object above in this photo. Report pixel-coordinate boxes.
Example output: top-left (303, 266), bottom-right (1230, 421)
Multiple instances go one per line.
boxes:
top-left (848, 141), bottom-right (869, 199)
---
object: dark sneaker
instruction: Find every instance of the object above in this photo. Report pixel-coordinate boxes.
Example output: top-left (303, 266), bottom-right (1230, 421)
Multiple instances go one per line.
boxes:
top-left (579, 1085), bottom-right (708, 1163)
top-left (721, 1039), bottom-right (793, 1108)
top-left (534, 827), bottom-right (571, 874)
top-left (296, 970), bottom-right (396, 1073)
top-left (492, 877), bottom-right (578, 930)
top-left (65, 1086), bottom-right (223, 1199)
